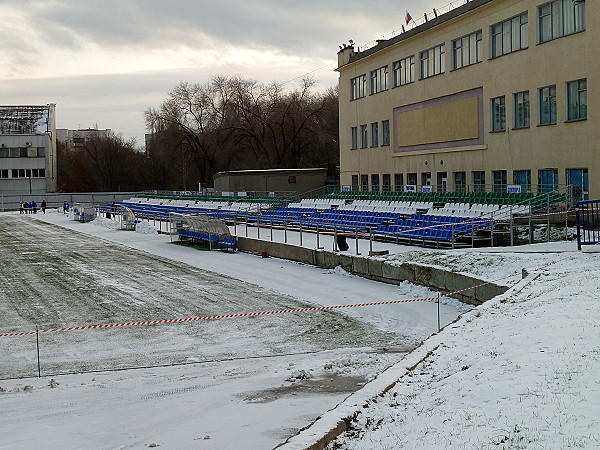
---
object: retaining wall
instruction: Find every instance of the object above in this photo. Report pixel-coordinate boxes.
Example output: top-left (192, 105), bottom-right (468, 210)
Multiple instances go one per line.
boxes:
top-left (237, 237), bottom-right (508, 305)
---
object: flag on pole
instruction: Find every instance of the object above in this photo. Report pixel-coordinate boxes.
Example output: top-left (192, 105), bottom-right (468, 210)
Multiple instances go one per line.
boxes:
top-left (405, 10), bottom-right (413, 25)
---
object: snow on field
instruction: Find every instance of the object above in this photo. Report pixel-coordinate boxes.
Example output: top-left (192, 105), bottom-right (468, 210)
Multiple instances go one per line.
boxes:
top-left (1, 209), bottom-right (595, 450)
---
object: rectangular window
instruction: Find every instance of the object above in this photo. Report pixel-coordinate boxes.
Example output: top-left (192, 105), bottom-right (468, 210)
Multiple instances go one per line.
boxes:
top-left (567, 78), bottom-right (587, 121)
top-left (420, 44), bottom-right (445, 79)
top-left (0, 169), bottom-right (8, 178)
top-left (539, 85), bottom-right (557, 125)
top-left (37, 147), bottom-right (46, 157)
top-left (371, 174), bottom-right (380, 192)
top-left (359, 124), bottom-right (368, 148)
top-left (538, 0), bottom-right (585, 43)
top-left (350, 127), bottom-right (358, 150)
top-left (370, 66), bottom-right (388, 94)
top-left (0, 147), bottom-right (8, 158)
top-left (513, 91), bottom-right (530, 128)
top-left (392, 56), bottom-right (415, 87)
top-left (9, 148), bottom-right (20, 158)
top-left (382, 174), bottom-right (391, 192)
top-left (453, 171), bottom-right (467, 192)
top-left (452, 30), bottom-right (482, 70)
top-left (473, 171), bottom-right (486, 193)
top-left (381, 120), bottom-right (390, 146)
top-left (12, 169), bottom-right (26, 178)
top-left (19, 148), bottom-right (28, 157)
top-left (370, 122), bottom-right (379, 147)
top-left (493, 170), bottom-right (508, 193)
top-left (514, 170), bottom-right (532, 192)
top-left (566, 168), bottom-right (588, 201)
top-left (350, 75), bottom-right (366, 100)
top-left (407, 173), bottom-right (417, 186)
top-left (394, 173), bottom-right (404, 192)
top-left (351, 175), bottom-right (359, 191)
top-left (538, 168), bottom-right (559, 193)
top-left (360, 174), bottom-right (369, 191)
top-left (491, 96), bottom-right (506, 132)
top-left (490, 12), bottom-right (528, 58)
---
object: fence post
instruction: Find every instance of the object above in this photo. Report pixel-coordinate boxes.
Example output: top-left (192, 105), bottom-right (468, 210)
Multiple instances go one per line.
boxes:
top-left (36, 326), bottom-right (41, 378)
top-left (437, 294), bottom-right (441, 333)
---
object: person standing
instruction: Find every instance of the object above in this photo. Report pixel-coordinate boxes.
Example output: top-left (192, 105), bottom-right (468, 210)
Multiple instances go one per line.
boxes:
top-left (41, 200), bottom-right (47, 214)
top-left (19, 202), bottom-right (24, 214)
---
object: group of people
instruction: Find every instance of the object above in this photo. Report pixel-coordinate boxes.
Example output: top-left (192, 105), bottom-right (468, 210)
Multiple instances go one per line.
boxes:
top-left (20, 200), bottom-right (47, 214)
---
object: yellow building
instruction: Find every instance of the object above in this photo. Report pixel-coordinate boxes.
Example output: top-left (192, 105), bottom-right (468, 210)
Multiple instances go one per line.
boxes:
top-left (337, 0), bottom-right (594, 202)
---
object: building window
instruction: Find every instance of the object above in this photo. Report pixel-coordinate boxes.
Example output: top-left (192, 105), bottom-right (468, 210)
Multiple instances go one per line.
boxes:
top-left (392, 56), bottom-right (415, 87)
top-left (566, 168), bottom-right (588, 201)
top-left (350, 75), bottom-right (366, 100)
top-left (370, 66), bottom-right (388, 94)
top-left (539, 85), bottom-right (557, 125)
top-left (452, 30), bottom-right (482, 70)
top-left (381, 120), bottom-right (390, 146)
top-left (351, 175), bottom-right (359, 191)
top-left (359, 124), bottom-right (368, 148)
top-left (350, 127), bottom-right (358, 150)
top-left (0, 147), bottom-right (8, 158)
top-left (491, 96), bottom-right (506, 132)
top-left (453, 171), bottom-right (467, 192)
top-left (394, 173), bottom-right (404, 192)
top-left (490, 12), bottom-right (528, 58)
top-left (407, 173), bottom-right (417, 187)
top-left (371, 174), bottom-right (380, 192)
top-left (538, 168), bottom-right (559, 193)
top-left (514, 170), bottom-right (532, 192)
top-left (0, 169), bottom-right (8, 178)
top-left (382, 174), bottom-right (391, 192)
top-left (493, 170), bottom-right (508, 193)
top-left (566, 78), bottom-right (587, 121)
top-left (472, 171), bottom-right (486, 193)
top-left (360, 174), bottom-right (369, 191)
top-left (420, 44), bottom-right (445, 79)
top-left (370, 122), bottom-right (379, 147)
top-left (421, 172), bottom-right (432, 187)
top-left (12, 169), bottom-right (26, 178)
top-left (513, 91), bottom-right (530, 129)
top-left (37, 147), bottom-right (45, 157)
top-left (538, 0), bottom-right (585, 43)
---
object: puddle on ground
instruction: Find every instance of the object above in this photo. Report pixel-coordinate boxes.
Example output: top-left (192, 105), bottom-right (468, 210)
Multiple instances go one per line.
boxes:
top-left (241, 374), bottom-right (365, 403)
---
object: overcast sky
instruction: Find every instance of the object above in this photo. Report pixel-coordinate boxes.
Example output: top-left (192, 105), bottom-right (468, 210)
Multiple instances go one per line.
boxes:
top-left (0, 0), bottom-right (443, 147)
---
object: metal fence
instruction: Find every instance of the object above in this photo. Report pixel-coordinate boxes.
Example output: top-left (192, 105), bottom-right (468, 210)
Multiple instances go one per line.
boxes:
top-left (576, 199), bottom-right (600, 250)
top-left (0, 191), bottom-right (146, 212)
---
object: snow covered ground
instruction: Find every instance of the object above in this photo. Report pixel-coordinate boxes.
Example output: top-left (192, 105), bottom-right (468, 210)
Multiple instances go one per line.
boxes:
top-left (0, 209), bottom-right (595, 449)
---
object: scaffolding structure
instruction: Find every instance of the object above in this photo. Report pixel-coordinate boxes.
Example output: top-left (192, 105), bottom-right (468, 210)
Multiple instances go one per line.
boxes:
top-left (0, 105), bottom-right (51, 135)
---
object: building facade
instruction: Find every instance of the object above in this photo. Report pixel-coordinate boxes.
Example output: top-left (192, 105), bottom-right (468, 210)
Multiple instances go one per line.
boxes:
top-left (213, 168), bottom-right (328, 195)
top-left (337, 0), bottom-right (595, 201)
top-left (56, 128), bottom-right (112, 150)
top-left (0, 104), bottom-right (58, 194)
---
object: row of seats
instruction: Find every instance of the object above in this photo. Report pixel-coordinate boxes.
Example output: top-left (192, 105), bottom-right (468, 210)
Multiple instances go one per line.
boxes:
top-left (179, 230), bottom-right (237, 249)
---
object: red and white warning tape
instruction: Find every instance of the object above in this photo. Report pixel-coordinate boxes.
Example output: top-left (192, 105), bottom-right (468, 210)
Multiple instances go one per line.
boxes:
top-left (0, 253), bottom-right (576, 338)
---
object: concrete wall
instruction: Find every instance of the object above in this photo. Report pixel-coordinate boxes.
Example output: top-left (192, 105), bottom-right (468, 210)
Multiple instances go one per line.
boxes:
top-left (237, 237), bottom-right (508, 305)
